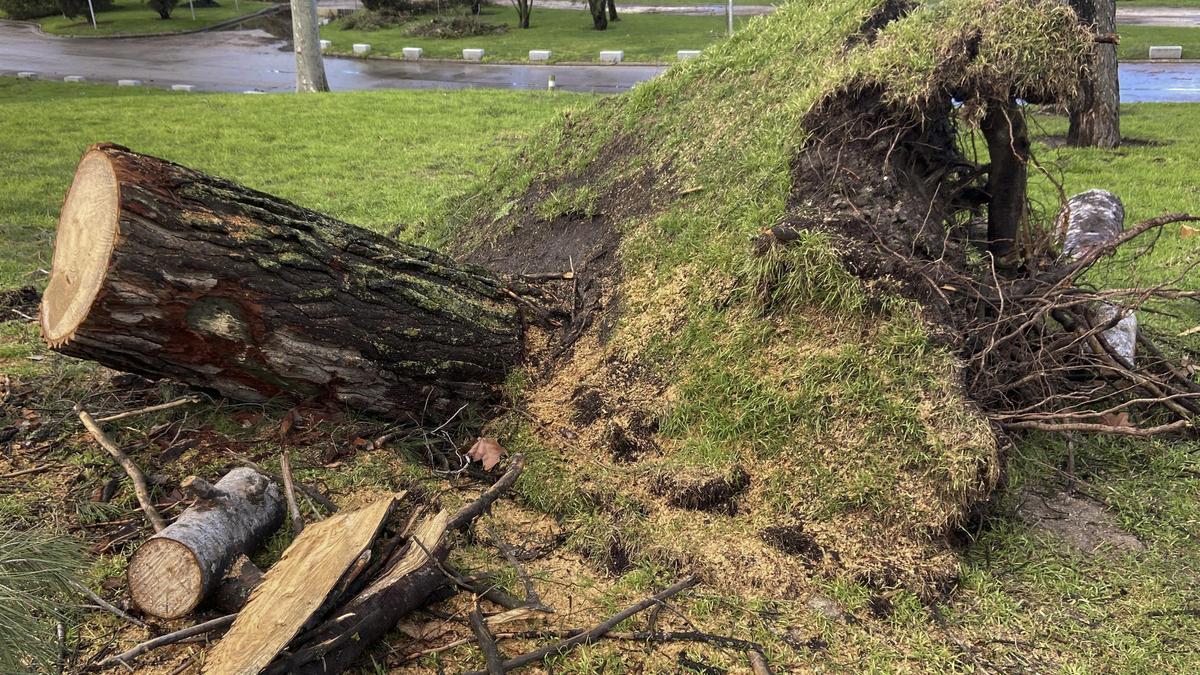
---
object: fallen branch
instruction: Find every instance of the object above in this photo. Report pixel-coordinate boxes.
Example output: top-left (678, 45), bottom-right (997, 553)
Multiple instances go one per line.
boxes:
top-left (469, 604), bottom-right (505, 675)
top-left (75, 405), bottom-right (167, 532)
top-left (93, 613), bottom-right (236, 671)
top-left (280, 452), bottom-right (305, 537)
top-left (463, 575), bottom-right (699, 674)
top-left (95, 395), bottom-right (204, 424)
top-left (1000, 419), bottom-right (1192, 436)
top-left (486, 525), bottom-right (550, 612)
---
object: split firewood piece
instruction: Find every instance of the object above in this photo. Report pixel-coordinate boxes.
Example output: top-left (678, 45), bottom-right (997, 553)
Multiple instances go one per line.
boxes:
top-left (128, 467), bottom-right (283, 619)
top-left (202, 495), bottom-right (400, 675)
top-left (76, 404), bottom-right (167, 532)
top-left (40, 144), bottom-right (523, 421)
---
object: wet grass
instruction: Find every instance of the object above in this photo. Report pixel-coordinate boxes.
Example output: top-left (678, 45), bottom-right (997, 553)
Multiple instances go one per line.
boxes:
top-left (1119, 24), bottom-right (1200, 60)
top-left (0, 76), bottom-right (1198, 671)
top-left (322, 6), bottom-right (745, 63)
top-left (35, 0), bottom-right (277, 36)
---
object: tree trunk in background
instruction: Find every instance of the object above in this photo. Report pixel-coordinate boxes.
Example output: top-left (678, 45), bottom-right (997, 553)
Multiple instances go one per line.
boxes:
top-left (589, 0), bottom-right (608, 29)
top-left (292, 0), bottom-right (330, 93)
top-left (40, 144), bottom-right (525, 421)
top-left (982, 101), bottom-right (1030, 263)
top-left (1068, 0), bottom-right (1120, 148)
top-left (607, 0), bottom-right (618, 21)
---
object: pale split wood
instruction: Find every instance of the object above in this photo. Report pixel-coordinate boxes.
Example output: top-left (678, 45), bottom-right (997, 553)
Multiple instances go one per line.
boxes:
top-left (41, 149), bottom-right (119, 347)
top-left (201, 495), bottom-right (401, 675)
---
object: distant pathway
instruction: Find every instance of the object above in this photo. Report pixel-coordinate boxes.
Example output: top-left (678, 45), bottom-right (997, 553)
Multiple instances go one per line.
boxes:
top-left (319, 2), bottom-right (1200, 23)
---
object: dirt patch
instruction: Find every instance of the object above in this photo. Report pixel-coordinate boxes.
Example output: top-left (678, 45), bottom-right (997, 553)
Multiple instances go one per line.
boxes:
top-left (654, 468), bottom-right (751, 514)
top-left (1016, 489), bottom-right (1145, 556)
top-left (760, 523), bottom-right (824, 566)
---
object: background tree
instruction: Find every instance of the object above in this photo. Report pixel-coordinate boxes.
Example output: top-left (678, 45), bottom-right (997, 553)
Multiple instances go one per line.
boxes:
top-left (148, 0), bottom-right (177, 19)
top-left (588, 0), bottom-right (606, 29)
top-left (1068, 0), bottom-right (1120, 147)
top-left (607, 0), bottom-right (618, 21)
top-left (511, 0), bottom-right (531, 28)
top-left (291, 0), bottom-right (330, 92)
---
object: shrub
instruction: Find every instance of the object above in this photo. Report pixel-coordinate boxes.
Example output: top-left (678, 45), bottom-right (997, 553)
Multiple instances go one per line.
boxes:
top-left (406, 15), bottom-right (506, 38)
top-left (0, 0), bottom-right (57, 20)
top-left (56, 0), bottom-right (113, 19)
top-left (338, 8), bottom-right (410, 31)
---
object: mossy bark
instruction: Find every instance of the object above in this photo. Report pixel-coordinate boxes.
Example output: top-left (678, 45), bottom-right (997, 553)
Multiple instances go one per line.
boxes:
top-left (48, 144), bottom-right (524, 420)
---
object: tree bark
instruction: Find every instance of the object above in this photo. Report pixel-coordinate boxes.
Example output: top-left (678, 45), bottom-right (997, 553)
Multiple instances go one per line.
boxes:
top-left (607, 0), bottom-right (618, 21)
top-left (982, 101), bottom-right (1030, 262)
top-left (1068, 0), bottom-right (1120, 148)
top-left (40, 144), bottom-right (525, 421)
top-left (127, 467), bottom-right (283, 619)
top-left (292, 0), bottom-right (330, 93)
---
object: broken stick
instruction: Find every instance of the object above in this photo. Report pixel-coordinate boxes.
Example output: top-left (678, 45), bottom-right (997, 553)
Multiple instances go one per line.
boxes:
top-left (469, 604), bottom-right (505, 675)
top-left (280, 452), bottom-right (304, 537)
top-left (94, 613), bottom-right (236, 671)
top-left (75, 404), bottom-right (167, 532)
top-left (95, 395), bottom-right (203, 423)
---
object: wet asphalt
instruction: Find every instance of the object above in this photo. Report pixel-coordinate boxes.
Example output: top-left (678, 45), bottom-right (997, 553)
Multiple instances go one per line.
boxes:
top-left (0, 21), bottom-right (1197, 101)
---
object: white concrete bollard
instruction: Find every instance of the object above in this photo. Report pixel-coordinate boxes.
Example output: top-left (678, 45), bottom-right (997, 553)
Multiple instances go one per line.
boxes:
top-left (320, 39), bottom-right (332, 51)
top-left (16, 71), bottom-right (37, 79)
top-left (529, 49), bottom-right (551, 62)
top-left (117, 79), bottom-right (141, 87)
top-left (171, 84), bottom-right (195, 92)
top-left (243, 90), bottom-right (266, 95)
top-left (1149, 45), bottom-right (1183, 60)
top-left (599, 50), bottom-right (623, 64)
top-left (63, 75), bottom-right (85, 83)
top-left (352, 43), bottom-right (372, 55)
top-left (463, 48), bottom-right (484, 62)
top-left (402, 47), bottom-right (423, 60)
top-left (677, 50), bottom-right (701, 60)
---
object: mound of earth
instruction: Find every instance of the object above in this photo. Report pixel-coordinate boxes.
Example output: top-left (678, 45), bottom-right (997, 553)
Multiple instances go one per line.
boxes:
top-left (449, 0), bottom-right (1091, 598)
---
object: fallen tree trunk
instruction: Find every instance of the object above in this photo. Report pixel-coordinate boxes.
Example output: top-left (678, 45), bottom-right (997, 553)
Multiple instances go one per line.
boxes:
top-left (40, 144), bottom-right (525, 420)
top-left (128, 467), bottom-right (283, 618)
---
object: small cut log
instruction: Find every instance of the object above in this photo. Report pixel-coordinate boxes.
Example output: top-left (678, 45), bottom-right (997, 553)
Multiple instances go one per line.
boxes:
top-left (40, 144), bottom-right (525, 420)
top-left (128, 467), bottom-right (283, 618)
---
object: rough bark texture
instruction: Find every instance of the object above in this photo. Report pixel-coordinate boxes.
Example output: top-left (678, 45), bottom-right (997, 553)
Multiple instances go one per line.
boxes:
top-left (42, 144), bottom-right (524, 420)
top-left (128, 467), bottom-right (283, 619)
top-left (982, 101), bottom-right (1030, 261)
top-left (1068, 0), bottom-right (1120, 148)
top-left (292, 0), bottom-right (330, 93)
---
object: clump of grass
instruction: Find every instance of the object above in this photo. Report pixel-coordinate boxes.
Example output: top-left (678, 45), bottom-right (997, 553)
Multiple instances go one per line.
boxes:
top-left (0, 526), bottom-right (84, 674)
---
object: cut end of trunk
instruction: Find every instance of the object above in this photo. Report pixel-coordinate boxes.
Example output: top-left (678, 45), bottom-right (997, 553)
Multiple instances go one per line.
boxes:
top-left (40, 148), bottom-right (120, 348)
top-left (129, 537), bottom-right (204, 619)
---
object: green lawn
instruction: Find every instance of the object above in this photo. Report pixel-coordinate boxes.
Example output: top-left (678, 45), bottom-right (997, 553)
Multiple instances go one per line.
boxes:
top-left (36, 0), bottom-right (277, 36)
top-left (1118, 0), bottom-right (1200, 8)
top-left (323, 7), bottom-right (749, 63)
top-left (0, 78), bottom-right (587, 289)
top-left (1119, 24), bottom-right (1200, 59)
top-left (0, 81), bottom-right (1198, 672)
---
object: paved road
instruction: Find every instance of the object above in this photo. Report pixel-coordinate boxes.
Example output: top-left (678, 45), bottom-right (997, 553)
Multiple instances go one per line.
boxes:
top-left (1, 21), bottom-right (1198, 100)
top-left (1116, 7), bottom-right (1200, 27)
top-left (0, 22), bottom-right (663, 93)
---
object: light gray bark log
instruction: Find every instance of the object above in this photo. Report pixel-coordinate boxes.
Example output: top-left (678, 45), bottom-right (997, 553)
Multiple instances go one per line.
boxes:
top-left (127, 467), bottom-right (284, 618)
top-left (292, 0), bottom-right (330, 93)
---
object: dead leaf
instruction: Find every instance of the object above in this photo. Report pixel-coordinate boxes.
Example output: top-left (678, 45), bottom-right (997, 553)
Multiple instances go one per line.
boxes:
top-left (1181, 225), bottom-right (1197, 239)
top-left (467, 437), bottom-right (505, 471)
top-left (1100, 411), bottom-right (1132, 428)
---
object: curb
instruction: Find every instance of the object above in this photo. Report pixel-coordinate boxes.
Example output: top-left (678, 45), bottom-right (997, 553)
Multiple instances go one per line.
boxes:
top-left (323, 51), bottom-right (675, 67)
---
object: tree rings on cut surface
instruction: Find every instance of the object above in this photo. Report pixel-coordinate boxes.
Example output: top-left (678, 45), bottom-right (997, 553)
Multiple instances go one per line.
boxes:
top-left (128, 538), bottom-right (205, 619)
top-left (40, 149), bottom-right (119, 347)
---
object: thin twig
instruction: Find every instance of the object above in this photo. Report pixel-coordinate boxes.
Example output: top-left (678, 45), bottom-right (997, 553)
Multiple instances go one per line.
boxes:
top-left (0, 464), bottom-right (56, 479)
top-left (279, 452), bottom-right (304, 537)
top-left (95, 395), bottom-right (204, 424)
top-left (234, 455), bottom-right (337, 513)
top-left (93, 614), bottom-right (236, 670)
top-left (76, 405), bottom-right (167, 532)
top-left (464, 576), bottom-right (698, 674)
top-left (486, 525), bottom-right (550, 612)
top-left (71, 581), bottom-right (147, 628)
